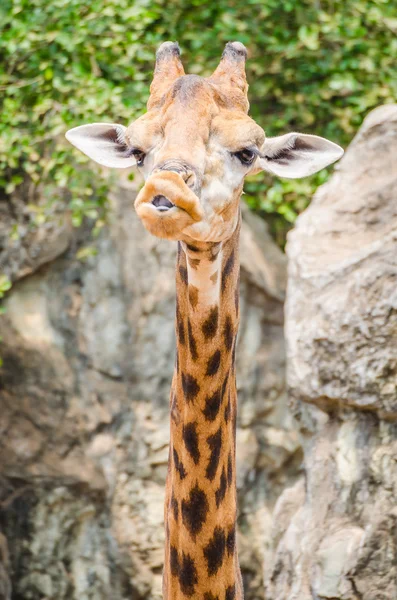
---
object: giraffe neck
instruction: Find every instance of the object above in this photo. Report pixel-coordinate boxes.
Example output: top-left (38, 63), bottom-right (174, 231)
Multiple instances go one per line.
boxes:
top-left (163, 217), bottom-right (242, 600)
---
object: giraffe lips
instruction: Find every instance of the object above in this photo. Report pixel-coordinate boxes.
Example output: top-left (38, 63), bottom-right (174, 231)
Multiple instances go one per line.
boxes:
top-left (135, 171), bottom-right (204, 221)
top-left (152, 195), bottom-right (175, 211)
top-left (134, 171), bottom-right (205, 239)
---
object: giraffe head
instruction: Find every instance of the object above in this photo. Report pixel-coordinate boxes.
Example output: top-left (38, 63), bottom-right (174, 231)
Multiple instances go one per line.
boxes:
top-left (66, 42), bottom-right (343, 242)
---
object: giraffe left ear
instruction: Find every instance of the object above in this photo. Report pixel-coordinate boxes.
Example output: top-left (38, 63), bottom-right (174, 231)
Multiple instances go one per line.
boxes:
top-left (258, 133), bottom-right (343, 179)
top-left (65, 123), bottom-right (136, 169)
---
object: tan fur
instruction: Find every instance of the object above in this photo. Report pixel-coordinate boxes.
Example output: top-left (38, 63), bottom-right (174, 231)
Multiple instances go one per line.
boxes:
top-left (135, 171), bottom-right (204, 239)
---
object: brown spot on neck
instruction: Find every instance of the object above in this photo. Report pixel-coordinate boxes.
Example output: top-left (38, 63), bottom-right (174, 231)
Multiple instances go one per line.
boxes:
top-left (188, 257), bottom-right (201, 269)
top-left (188, 285), bottom-right (199, 309)
top-left (210, 271), bottom-right (218, 285)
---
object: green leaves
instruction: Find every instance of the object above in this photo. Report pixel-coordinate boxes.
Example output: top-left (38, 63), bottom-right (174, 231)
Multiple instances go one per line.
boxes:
top-left (0, 0), bottom-right (395, 245)
top-left (0, 275), bottom-right (12, 299)
top-left (298, 25), bottom-right (320, 51)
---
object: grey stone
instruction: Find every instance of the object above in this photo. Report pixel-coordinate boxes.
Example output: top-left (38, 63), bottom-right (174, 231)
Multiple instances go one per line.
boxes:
top-left (267, 105), bottom-right (397, 600)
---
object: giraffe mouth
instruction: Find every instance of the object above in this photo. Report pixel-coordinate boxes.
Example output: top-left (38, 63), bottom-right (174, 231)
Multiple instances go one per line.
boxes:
top-left (152, 195), bottom-right (175, 211)
top-left (134, 171), bottom-right (204, 239)
top-left (135, 171), bottom-right (203, 220)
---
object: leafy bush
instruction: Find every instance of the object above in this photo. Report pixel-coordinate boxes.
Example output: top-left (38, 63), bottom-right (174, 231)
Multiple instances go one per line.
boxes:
top-left (0, 275), bottom-right (11, 300)
top-left (1, 0), bottom-right (396, 244)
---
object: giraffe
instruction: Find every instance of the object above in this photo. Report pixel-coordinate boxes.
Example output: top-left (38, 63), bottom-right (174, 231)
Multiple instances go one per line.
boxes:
top-left (66, 41), bottom-right (343, 599)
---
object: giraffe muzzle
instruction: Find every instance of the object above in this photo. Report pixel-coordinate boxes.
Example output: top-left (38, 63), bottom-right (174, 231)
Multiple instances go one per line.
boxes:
top-left (134, 170), bottom-right (204, 239)
top-left (135, 171), bottom-right (203, 219)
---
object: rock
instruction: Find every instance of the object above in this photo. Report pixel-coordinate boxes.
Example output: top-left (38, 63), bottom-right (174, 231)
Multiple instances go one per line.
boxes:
top-left (236, 428), bottom-right (259, 489)
top-left (0, 533), bottom-right (11, 600)
top-left (286, 104), bottom-right (397, 419)
top-left (0, 191), bottom-right (73, 282)
top-left (313, 526), bottom-right (364, 599)
top-left (267, 105), bottom-right (397, 600)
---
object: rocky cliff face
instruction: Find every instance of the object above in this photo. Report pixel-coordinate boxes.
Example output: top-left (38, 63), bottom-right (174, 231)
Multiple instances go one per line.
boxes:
top-left (267, 105), bottom-right (397, 600)
top-left (0, 175), bottom-right (295, 599)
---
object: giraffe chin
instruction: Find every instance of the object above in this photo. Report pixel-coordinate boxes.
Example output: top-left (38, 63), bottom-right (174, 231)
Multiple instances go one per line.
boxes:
top-left (134, 171), bottom-right (204, 240)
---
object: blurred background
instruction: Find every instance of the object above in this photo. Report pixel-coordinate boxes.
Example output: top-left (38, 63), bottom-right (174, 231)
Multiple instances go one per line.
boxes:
top-left (0, 1), bottom-right (396, 599)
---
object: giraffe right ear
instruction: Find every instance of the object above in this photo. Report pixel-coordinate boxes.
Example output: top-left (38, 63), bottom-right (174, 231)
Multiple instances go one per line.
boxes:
top-left (257, 132), bottom-right (343, 179)
top-left (65, 123), bottom-right (136, 169)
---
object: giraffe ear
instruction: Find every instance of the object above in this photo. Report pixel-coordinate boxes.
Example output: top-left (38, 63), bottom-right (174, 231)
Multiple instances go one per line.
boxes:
top-left (65, 123), bottom-right (136, 169)
top-left (258, 133), bottom-right (343, 179)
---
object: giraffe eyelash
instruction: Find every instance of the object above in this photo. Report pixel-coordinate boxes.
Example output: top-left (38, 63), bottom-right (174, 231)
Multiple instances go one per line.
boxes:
top-left (115, 127), bottom-right (145, 164)
top-left (232, 147), bottom-right (259, 165)
top-left (124, 146), bottom-right (146, 165)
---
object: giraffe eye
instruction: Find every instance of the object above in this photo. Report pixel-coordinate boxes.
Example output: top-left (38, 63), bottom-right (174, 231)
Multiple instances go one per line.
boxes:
top-left (129, 148), bottom-right (146, 166)
top-left (233, 148), bottom-right (256, 166)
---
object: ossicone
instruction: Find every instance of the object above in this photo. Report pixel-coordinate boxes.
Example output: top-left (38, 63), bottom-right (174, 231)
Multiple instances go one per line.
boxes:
top-left (210, 41), bottom-right (248, 101)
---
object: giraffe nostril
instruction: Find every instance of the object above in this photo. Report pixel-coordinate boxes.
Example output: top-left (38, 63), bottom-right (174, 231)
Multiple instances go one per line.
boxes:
top-left (152, 195), bottom-right (175, 211)
top-left (182, 171), bottom-right (196, 189)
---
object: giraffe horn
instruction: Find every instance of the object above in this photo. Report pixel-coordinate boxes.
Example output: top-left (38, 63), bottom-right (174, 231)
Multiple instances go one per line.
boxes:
top-left (148, 42), bottom-right (185, 109)
top-left (209, 41), bottom-right (248, 95)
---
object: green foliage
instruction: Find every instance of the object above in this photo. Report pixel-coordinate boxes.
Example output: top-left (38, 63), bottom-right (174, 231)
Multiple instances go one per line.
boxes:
top-left (0, 274), bottom-right (11, 300)
top-left (1, 0), bottom-right (396, 243)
